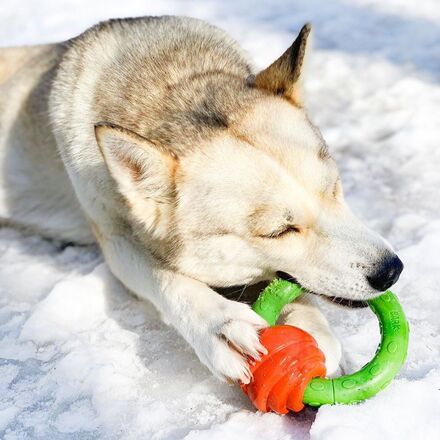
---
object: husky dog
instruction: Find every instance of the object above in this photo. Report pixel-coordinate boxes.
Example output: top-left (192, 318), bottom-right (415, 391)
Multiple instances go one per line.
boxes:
top-left (0, 17), bottom-right (403, 383)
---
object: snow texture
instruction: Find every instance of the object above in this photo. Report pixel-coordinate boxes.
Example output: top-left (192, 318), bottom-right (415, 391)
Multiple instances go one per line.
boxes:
top-left (1, 0), bottom-right (439, 438)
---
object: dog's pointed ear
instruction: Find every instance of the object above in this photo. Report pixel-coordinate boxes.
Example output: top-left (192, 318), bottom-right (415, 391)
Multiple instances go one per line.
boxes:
top-left (253, 23), bottom-right (311, 105)
top-left (95, 123), bottom-right (177, 234)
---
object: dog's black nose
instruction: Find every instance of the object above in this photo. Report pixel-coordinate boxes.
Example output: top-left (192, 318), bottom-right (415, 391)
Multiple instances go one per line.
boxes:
top-left (367, 255), bottom-right (404, 291)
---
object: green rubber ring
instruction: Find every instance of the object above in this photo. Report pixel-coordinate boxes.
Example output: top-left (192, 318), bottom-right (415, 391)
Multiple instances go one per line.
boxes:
top-left (252, 279), bottom-right (409, 406)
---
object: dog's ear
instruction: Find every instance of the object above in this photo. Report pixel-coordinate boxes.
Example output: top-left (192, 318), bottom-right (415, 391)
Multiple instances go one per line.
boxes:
top-left (253, 23), bottom-right (311, 105)
top-left (95, 123), bottom-right (177, 235)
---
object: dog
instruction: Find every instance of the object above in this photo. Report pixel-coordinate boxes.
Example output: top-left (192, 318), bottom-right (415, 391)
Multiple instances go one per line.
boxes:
top-left (0, 16), bottom-right (403, 383)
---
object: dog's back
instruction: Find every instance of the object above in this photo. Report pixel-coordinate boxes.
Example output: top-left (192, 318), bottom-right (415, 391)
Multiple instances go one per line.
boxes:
top-left (0, 46), bottom-right (37, 85)
top-left (0, 42), bottom-right (96, 242)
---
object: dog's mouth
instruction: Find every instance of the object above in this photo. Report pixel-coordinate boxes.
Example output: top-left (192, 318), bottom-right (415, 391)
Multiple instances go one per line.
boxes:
top-left (276, 271), bottom-right (368, 309)
top-left (322, 295), bottom-right (369, 308)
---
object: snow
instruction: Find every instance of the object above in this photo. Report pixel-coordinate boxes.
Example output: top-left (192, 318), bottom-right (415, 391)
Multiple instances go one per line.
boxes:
top-left (1, 0), bottom-right (439, 438)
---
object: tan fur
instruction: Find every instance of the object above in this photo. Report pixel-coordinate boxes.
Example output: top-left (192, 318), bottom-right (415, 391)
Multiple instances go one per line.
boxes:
top-left (0, 47), bottom-right (34, 84)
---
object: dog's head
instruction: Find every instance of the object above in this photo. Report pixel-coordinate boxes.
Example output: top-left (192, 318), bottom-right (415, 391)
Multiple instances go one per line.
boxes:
top-left (96, 24), bottom-right (403, 301)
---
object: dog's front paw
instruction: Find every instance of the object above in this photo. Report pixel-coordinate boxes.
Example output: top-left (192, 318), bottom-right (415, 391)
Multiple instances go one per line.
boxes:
top-left (314, 331), bottom-right (342, 377)
top-left (329, 349), bottom-right (347, 378)
top-left (193, 300), bottom-right (268, 384)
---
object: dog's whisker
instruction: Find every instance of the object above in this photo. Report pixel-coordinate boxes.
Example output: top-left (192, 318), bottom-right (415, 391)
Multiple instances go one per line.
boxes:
top-left (236, 284), bottom-right (248, 302)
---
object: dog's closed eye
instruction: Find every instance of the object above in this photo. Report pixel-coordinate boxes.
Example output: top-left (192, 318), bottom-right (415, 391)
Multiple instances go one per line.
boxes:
top-left (261, 224), bottom-right (301, 239)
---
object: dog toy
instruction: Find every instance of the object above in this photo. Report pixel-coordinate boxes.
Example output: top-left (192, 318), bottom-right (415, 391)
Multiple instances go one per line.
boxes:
top-left (240, 279), bottom-right (409, 414)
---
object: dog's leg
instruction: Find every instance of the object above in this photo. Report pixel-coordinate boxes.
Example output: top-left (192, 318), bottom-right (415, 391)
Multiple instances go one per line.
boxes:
top-left (279, 295), bottom-right (342, 376)
top-left (97, 231), bottom-right (268, 383)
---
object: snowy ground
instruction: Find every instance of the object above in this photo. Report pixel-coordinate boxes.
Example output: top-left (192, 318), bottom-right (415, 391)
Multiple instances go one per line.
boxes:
top-left (1, 0), bottom-right (440, 438)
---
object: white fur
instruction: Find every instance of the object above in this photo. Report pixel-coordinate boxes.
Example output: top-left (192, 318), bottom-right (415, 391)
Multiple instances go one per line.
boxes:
top-left (280, 295), bottom-right (342, 375)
